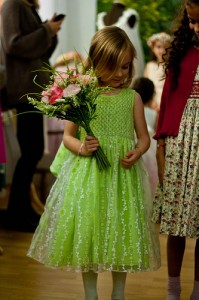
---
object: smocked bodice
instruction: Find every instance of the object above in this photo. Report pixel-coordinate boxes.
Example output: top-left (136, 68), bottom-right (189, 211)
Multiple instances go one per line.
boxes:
top-left (80, 88), bottom-right (135, 141)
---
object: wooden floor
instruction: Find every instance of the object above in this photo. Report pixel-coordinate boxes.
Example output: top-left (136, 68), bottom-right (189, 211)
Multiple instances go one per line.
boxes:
top-left (0, 224), bottom-right (196, 300)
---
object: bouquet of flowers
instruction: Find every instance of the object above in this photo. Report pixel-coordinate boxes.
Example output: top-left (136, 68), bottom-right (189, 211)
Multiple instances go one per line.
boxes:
top-left (28, 64), bottom-right (111, 170)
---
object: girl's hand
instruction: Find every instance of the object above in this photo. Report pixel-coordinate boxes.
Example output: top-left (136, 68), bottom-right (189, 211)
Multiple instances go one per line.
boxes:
top-left (47, 14), bottom-right (64, 36)
top-left (120, 148), bottom-right (141, 169)
top-left (83, 136), bottom-right (99, 156)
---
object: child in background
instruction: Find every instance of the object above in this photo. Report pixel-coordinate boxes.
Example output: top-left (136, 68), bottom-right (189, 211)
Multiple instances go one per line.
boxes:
top-left (144, 32), bottom-right (171, 111)
top-left (133, 77), bottom-right (158, 197)
top-left (28, 26), bottom-right (160, 300)
top-left (152, 0), bottom-right (199, 299)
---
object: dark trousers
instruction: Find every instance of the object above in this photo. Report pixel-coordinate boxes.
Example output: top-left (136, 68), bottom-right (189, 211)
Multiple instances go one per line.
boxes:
top-left (7, 103), bottom-right (44, 224)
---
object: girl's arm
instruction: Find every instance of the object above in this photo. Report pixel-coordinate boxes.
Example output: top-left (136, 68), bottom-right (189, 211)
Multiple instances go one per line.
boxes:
top-left (121, 92), bottom-right (150, 169)
top-left (63, 121), bottom-right (99, 156)
top-left (156, 138), bottom-right (165, 184)
top-left (143, 62), bottom-right (150, 77)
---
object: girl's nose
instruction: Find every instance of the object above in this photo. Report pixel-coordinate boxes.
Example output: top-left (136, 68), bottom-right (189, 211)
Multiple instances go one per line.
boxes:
top-left (115, 68), bottom-right (123, 77)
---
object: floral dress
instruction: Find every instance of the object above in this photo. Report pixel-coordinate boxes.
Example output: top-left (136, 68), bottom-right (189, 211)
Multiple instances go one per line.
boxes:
top-left (152, 65), bottom-right (199, 238)
top-left (27, 88), bottom-right (160, 272)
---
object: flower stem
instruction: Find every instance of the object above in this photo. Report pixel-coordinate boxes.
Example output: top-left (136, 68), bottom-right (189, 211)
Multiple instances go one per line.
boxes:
top-left (84, 126), bottom-right (111, 170)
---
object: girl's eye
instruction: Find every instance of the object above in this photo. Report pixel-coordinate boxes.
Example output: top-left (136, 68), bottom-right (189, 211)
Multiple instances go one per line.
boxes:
top-left (188, 18), bottom-right (199, 25)
top-left (122, 64), bottom-right (130, 70)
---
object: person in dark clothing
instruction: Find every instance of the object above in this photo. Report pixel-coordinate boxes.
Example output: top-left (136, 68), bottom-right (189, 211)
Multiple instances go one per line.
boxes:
top-left (1, 0), bottom-right (64, 231)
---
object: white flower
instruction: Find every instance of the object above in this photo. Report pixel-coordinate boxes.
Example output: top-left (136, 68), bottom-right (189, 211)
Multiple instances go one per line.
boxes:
top-left (41, 96), bottom-right (49, 103)
top-left (63, 84), bottom-right (81, 97)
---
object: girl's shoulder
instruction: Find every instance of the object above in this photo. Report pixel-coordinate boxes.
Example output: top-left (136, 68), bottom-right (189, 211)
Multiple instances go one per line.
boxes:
top-left (99, 88), bottom-right (136, 107)
top-left (123, 88), bottom-right (136, 106)
top-left (100, 88), bottom-right (135, 97)
top-left (120, 88), bottom-right (136, 99)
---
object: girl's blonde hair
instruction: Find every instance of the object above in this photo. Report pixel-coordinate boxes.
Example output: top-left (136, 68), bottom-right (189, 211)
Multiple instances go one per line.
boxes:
top-left (147, 32), bottom-right (171, 49)
top-left (84, 26), bottom-right (136, 87)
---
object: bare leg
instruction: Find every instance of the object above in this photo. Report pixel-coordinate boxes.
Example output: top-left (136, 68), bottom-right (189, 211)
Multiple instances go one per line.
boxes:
top-left (166, 235), bottom-right (186, 300)
top-left (167, 235), bottom-right (186, 276)
top-left (194, 239), bottom-right (199, 281)
top-left (111, 271), bottom-right (127, 300)
top-left (190, 239), bottom-right (199, 300)
top-left (82, 271), bottom-right (98, 300)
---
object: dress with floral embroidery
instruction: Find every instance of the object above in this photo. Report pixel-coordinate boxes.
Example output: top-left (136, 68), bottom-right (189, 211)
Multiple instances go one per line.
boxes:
top-left (152, 65), bottom-right (199, 238)
top-left (27, 88), bottom-right (161, 272)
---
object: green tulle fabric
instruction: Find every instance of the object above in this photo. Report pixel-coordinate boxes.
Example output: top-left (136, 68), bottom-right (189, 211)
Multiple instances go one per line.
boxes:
top-left (27, 89), bottom-right (161, 272)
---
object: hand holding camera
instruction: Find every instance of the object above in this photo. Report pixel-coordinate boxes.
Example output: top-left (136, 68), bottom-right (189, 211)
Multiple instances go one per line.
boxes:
top-left (47, 13), bottom-right (66, 36)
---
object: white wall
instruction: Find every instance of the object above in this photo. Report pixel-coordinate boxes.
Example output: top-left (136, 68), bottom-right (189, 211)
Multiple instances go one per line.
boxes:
top-left (39, 0), bottom-right (97, 64)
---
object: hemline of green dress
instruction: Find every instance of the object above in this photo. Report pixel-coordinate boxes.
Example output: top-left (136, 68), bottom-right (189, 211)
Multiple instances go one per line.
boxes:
top-left (27, 88), bottom-right (161, 273)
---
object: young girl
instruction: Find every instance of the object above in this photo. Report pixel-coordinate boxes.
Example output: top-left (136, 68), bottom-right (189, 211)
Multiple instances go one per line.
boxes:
top-left (27, 26), bottom-right (160, 300)
top-left (144, 32), bottom-right (171, 111)
top-left (152, 1), bottom-right (199, 299)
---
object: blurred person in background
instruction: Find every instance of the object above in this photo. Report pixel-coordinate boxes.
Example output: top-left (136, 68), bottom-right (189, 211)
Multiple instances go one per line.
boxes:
top-left (0, 0), bottom-right (64, 231)
top-left (144, 32), bottom-right (171, 111)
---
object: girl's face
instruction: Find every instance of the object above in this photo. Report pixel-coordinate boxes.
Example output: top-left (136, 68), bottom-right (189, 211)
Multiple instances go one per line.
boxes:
top-left (186, 3), bottom-right (199, 40)
top-left (152, 40), bottom-right (167, 62)
top-left (100, 49), bottom-right (132, 88)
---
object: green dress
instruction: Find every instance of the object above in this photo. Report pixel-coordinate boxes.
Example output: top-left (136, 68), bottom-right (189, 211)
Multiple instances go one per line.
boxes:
top-left (27, 88), bottom-right (160, 272)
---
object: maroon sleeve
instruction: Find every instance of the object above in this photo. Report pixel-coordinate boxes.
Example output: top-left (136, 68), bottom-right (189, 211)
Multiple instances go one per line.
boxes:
top-left (153, 47), bottom-right (198, 140)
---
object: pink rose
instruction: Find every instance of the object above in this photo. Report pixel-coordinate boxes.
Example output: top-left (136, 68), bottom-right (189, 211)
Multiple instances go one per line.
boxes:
top-left (49, 83), bottom-right (64, 104)
top-left (54, 72), bottom-right (69, 86)
top-left (41, 90), bottom-right (49, 97)
top-left (76, 74), bottom-right (94, 85)
top-left (41, 89), bottom-right (50, 103)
